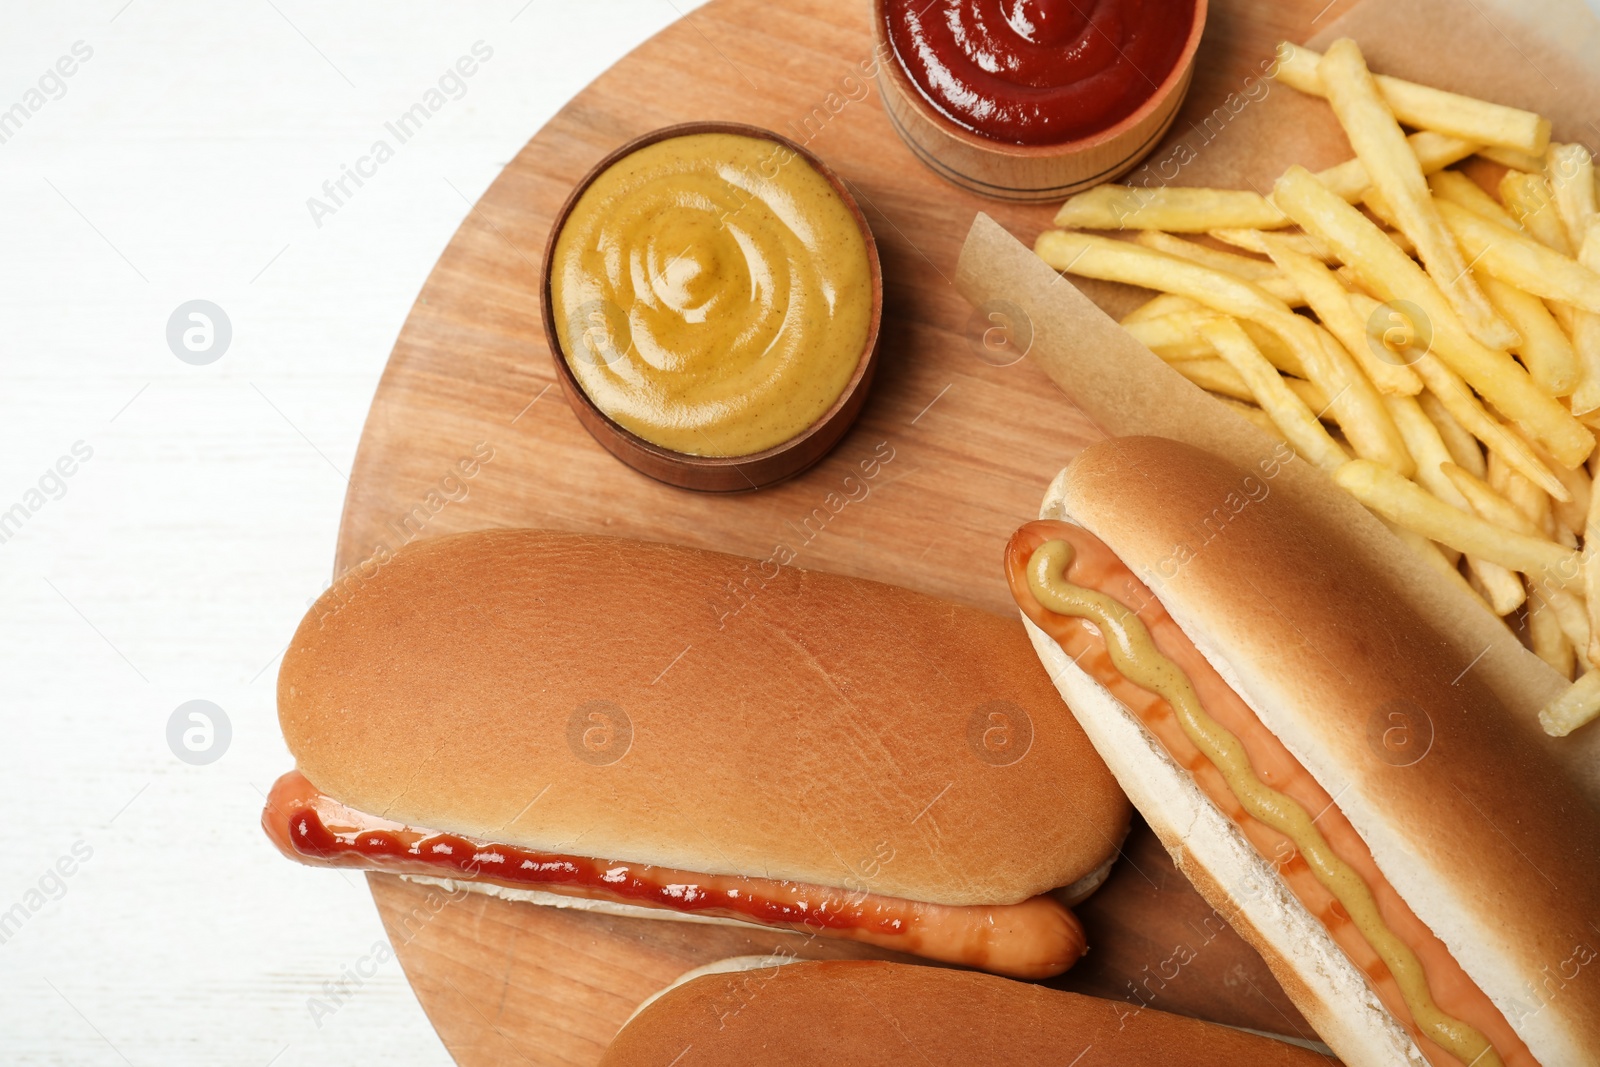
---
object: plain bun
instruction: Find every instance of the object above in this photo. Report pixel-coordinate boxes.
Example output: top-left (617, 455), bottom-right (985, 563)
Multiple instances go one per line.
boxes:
top-left (599, 959), bottom-right (1335, 1066)
top-left (280, 529), bottom-right (1128, 906)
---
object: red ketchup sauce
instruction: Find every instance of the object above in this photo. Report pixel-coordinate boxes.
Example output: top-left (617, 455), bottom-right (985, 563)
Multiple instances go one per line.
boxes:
top-left (264, 771), bottom-right (892, 932)
top-left (259, 770), bottom-right (1088, 980)
top-left (883, 0), bottom-right (1196, 145)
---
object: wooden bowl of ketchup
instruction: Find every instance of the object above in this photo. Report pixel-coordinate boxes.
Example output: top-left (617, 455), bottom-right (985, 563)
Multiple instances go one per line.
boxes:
top-left (872, 0), bottom-right (1208, 202)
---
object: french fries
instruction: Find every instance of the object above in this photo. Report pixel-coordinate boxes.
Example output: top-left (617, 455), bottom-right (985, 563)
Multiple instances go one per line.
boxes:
top-left (1500, 171), bottom-right (1574, 254)
top-left (1054, 186), bottom-right (1286, 232)
top-left (1133, 232), bottom-right (1304, 304)
top-left (1335, 460), bottom-right (1579, 580)
top-left (1035, 230), bottom-right (1411, 473)
top-left (1275, 165), bottom-right (1593, 468)
top-left (1540, 670), bottom-right (1600, 737)
top-left (1528, 593), bottom-right (1576, 678)
top-left (1436, 199), bottom-right (1600, 315)
top-left (1274, 42), bottom-right (1550, 155)
top-left (1480, 145), bottom-right (1547, 173)
top-left (1477, 272), bottom-right (1578, 396)
top-left (1386, 397), bottom-right (1525, 613)
top-left (1312, 130), bottom-right (1478, 203)
top-left (1316, 40), bottom-right (1518, 351)
top-left (1260, 232), bottom-right (1422, 396)
top-left (1584, 461), bottom-right (1600, 664)
top-left (1549, 143), bottom-right (1598, 250)
top-left (1416, 390), bottom-right (1486, 477)
top-left (1571, 221), bottom-right (1600, 414)
top-left (1034, 38), bottom-right (1600, 734)
top-left (1199, 316), bottom-right (1349, 472)
top-left (1122, 313), bottom-right (1214, 360)
top-left (1427, 170), bottom-right (1520, 231)
top-left (1122, 293), bottom-right (1199, 324)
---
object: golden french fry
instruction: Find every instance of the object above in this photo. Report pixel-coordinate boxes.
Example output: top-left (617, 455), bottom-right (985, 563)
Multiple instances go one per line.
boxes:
top-left (1122, 293), bottom-right (1200, 324)
top-left (1500, 171), bottom-right (1574, 255)
top-left (1313, 130), bottom-right (1479, 202)
top-left (1476, 272), bottom-right (1578, 395)
top-left (1388, 398), bottom-right (1467, 503)
top-left (1570, 220), bottom-right (1600, 415)
top-left (1274, 42), bottom-right (1550, 155)
top-left (1210, 228), bottom-right (1330, 260)
top-left (1134, 232), bottom-right (1274, 277)
top-left (1213, 395), bottom-right (1287, 440)
top-left (1123, 314), bottom-right (1215, 360)
top-left (1199, 316), bottom-right (1349, 471)
top-left (1486, 436), bottom-right (1552, 525)
top-left (1435, 198), bottom-right (1600, 315)
top-left (1468, 563), bottom-right (1528, 615)
top-left (1550, 590), bottom-right (1593, 655)
top-left (1480, 145), bottom-right (1547, 172)
top-left (1035, 229), bottom-right (1412, 472)
top-left (1341, 286), bottom-right (1576, 495)
top-left (1054, 186), bottom-right (1287, 231)
top-left (1529, 592), bottom-right (1576, 679)
top-left (1585, 455), bottom-right (1600, 664)
top-left (1416, 389), bottom-right (1485, 477)
top-left (1548, 143), bottom-right (1598, 251)
top-left (1129, 309), bottom-right (1310, 373)
top-left (1414, 355), bottom-right (1569, 499)
top-left (1133, 231), bottom-right (1304, 304)
top-left (1274, 165), bottom-right (1593, 468)
top-left (1335, 459), bottom-right (1579, 580)
top-left (1539, 670), bottom-right (1600, 737)
top-left (1386, 397), bottom-right (1523, 612)
top-left (1497, 171), bottom-right (1589, 344)
top-left (1318, 40), bottom-right (1518, 351)
top-left (1261, 232), bottom-right (1422, 395)
top-left (1240, 319), bottom-right (1309, 377)
top-left (1442, 461), bottom-right (1539, 535)
top-left (1215, 225), bottom-right (1419, 260)
top-left (1427, 170), bottom-right (1520, 230)
top-left (1171, 357), bottom-right (1329, 412)
top-left (1172, 357), bottom-right (1252, 400)
top-left (1520, 429), bottom-right (1595, 534)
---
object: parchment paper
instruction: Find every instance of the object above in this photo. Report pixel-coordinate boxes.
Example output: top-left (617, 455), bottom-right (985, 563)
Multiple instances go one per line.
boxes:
top-left (955, 0), bottom-right (1600, 801)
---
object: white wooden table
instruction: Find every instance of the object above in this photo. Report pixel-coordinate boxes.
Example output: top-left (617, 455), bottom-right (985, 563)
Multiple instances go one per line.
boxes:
top-left (0, 4), bottom-right (704, 1064)
top-left (0, 1), bottom-right (1592, 1065)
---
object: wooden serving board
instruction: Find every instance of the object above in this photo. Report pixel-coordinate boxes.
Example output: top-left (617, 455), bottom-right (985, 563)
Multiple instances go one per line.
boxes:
top-left (334, 0), bottom-right (1358, 1061)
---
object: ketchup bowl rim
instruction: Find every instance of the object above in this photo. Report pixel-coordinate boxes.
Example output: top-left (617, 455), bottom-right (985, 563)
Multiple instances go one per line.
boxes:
top-left (870, 0), bottom-right (1210, 158)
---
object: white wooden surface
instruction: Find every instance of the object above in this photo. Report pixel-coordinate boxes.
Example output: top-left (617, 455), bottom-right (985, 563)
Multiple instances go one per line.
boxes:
top-left (0, 1), bottom-right (1593, 1065)
top-left (0, 3), bottom-right (703, 1064)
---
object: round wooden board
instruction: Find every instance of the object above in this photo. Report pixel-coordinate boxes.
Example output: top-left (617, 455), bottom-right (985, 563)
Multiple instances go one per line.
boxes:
top-left (335, 0), bottom-right (1355, 1062)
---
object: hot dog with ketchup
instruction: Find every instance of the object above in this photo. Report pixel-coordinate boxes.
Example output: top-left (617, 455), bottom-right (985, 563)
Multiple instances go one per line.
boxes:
top-left (262, 529), bottom-right (1129, 978)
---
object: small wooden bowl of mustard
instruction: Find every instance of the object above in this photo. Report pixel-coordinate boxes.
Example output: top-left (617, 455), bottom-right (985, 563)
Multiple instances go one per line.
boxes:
top-left (541, 122), bottom-right (884, 493)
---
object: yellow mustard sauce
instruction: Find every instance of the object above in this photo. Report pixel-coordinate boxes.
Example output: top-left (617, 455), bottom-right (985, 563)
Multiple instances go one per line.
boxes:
top-left (550, 132), bottom-right (873, 457)
top-left (1026, 539), bottom-right (1501, 1067)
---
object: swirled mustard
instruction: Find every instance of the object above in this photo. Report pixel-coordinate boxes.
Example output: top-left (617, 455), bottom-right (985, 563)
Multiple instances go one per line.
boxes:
top-left (550, 132), bottom-right (873, 457)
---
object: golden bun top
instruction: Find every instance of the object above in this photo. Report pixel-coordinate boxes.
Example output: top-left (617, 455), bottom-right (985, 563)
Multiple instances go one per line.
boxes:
top-left (600, 959), bottom-right (1335, 1066)
top-left (279, 529), bottom-right (1128, 905)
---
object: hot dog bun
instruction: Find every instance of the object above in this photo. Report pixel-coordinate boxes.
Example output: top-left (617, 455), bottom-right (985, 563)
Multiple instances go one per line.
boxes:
top-left (1024, 436), bottom-right (1600, 1065)
top-left (598, 958), bottom-right (1335, 1066)
top-left (279, 529), bottom-right (1129, 907)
